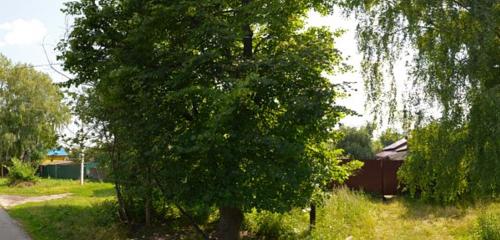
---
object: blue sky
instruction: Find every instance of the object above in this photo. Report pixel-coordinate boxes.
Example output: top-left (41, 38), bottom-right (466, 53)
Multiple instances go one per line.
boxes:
top-left (0, 0), bottom-right (69, 82)
top-left (0, 1), bottom-right (378, 128)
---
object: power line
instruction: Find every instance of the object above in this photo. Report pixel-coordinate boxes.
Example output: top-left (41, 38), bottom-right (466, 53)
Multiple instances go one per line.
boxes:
top-left (10, 63), bottom-right (64, 69)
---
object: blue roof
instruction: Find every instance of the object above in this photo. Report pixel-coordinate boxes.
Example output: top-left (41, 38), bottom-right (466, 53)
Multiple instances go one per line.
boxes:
top-left (47, 148), bottom-right (68, 156)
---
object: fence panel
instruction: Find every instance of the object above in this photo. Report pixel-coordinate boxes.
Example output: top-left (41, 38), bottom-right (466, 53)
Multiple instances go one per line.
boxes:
top-left (344, 159), bottom-right (403, 195)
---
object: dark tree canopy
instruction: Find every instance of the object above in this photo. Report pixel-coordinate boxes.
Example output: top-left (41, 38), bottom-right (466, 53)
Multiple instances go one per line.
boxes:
top-left (59, 0), bottom-right (360, 236)
top-left (337, 124), bottom-right (376, 160)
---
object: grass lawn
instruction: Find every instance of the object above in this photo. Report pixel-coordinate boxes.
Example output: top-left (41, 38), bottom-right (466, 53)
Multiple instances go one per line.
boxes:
top-left (0, 178), bottom-right (125, 240)
top-left (0, 179), bottom-right (498, 240)
top-left (244, 188), bottom-right (500, 240)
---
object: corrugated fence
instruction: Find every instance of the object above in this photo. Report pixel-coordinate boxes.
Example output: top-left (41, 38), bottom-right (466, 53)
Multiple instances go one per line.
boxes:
top-left (39, 162), bottom-right (103, 180)
top-left (344, 159), bottom-right (403, 195)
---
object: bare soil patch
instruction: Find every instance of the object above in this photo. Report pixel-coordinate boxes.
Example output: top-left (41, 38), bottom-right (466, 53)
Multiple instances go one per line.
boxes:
top-left (0, 193), bottom-right (72, 208)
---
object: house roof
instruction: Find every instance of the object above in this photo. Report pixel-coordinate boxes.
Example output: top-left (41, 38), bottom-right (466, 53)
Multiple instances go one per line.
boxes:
top-left (40, 160), bottom-right (74, 166)
top-left (47, 148), bottom-right (68, 156)
top-left (382, 138), bottom-right (407, 151)
top-left (376, 138), bottom-right (407, 161)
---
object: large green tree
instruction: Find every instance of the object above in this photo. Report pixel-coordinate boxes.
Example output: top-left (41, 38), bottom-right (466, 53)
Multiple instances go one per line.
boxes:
top-left (378, 128), bottom-right (403, 148)
top-left (337, 124), bottom-right (376, 160)
top-left (338, 0), bottom-right (499, 201)
top-left (59, 0), bottom-right (359, 238)
top-left (0, 55), bottom-right (69, 167)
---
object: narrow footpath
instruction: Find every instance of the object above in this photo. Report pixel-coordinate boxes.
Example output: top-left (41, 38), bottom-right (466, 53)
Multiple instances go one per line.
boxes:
top-left (0, 193), bottom-right (71, 240)
top-left (0, 208), bottom-right (30, 240)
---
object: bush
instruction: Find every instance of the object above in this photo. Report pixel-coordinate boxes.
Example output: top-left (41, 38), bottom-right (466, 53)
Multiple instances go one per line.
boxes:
top-left (475, 210), bottom-right (500, 240)
top-left (244, 208), bottom-right (308, 239)
top-left (91, 200), bottom-right (122, 227)
top-left (7, 158), bottom-right (37, 186)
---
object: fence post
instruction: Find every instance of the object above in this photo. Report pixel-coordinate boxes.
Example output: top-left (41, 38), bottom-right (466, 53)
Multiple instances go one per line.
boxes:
top-left (80, 152), bottom-right (85, 185)
top-left (309, 203), bottom-right (316, 231)
top-left (381, 157), bottom-right (385, 201)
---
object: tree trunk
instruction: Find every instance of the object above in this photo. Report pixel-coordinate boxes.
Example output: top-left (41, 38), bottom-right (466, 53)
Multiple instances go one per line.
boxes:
top-left (145, 194), bottom-right (151, 227)
top-left (145, 167), bottom-right (152, 227)
top-left (110, 140), bottom-right (129, 223)
top-left (241, 0), bottom-right (252, 59)
top-left (216, 207), bottom-right (244, 240)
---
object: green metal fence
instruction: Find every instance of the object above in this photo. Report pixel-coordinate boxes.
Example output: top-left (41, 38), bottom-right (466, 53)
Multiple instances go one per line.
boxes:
top-left (39, 162), bottom-right (103, 180)
top-left (39, 164), bottom-right (81, 179)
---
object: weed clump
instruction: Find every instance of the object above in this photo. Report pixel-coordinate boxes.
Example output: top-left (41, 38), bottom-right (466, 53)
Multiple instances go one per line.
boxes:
top-left (7, 158), bottom-right (38, 186)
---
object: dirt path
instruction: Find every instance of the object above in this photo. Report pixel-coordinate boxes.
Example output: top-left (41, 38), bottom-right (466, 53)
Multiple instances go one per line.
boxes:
top-left (0, 193), bottom-right (71, 208)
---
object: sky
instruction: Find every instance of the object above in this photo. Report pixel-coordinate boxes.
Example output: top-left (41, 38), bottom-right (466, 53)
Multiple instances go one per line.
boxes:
top-left (0, 1), bottom-right (403, 131)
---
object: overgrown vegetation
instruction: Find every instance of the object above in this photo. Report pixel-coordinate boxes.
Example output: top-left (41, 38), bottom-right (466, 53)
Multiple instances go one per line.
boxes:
top-left (7, 158), bottom-right (37, 186)
top-left (243, 188), bottom-right (500, 240)
top-left (339, 0), bottom-right (500, 202)
top-left (474, 209), bottom-right (500, 240)
top-left (4, 180), bottom-right (498, 240)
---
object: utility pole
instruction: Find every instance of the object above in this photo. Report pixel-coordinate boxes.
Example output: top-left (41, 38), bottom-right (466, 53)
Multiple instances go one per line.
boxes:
top-left (80, 151), bottom-right (85, 185)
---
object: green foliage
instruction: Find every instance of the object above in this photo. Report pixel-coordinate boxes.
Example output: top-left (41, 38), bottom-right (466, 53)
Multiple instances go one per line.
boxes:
top-left (378, 128), bottom-right (403, 147)
top-left (58, 0), bottom-right (358, 228)
top-left (7, 158), bottom-right (37, 185)
top-left (399, 122), bottom-right (468, 203)
top-left (311, 188), bottom-right (377, 239)
top-left (400, 117), bottom-right (499, 203)
top-left (244, 187), bottom-right (497, 239)
top-left (337, 124), bottom-right (376, 160)
top-left (474, 209), bottom-right (500, 240)
top-left (244, 210), bottom-right (302, 239)
top-left (0, 55), bottom-right (69, 164)
top-left (338, 0), bottom-right (500, 202)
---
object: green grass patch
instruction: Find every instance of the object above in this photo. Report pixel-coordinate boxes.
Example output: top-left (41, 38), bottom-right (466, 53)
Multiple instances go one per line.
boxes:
top-left (244, 188), bottom-right (500, 240)
top-left (0, 178), bottom-right (123, 240)
top-left (474, 207), bottom-right (500, 240)
top-left (1, 179), bottom-right (498, 240)
top-left (0, 178), bottom-right (114, 197)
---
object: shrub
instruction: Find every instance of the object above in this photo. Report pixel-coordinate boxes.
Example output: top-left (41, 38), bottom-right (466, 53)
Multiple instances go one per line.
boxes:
top-left (91, 200), bottom-right (121, 227)
top-left (7, 158), bottom-right (37, 186)
top-left (244, 209), bottom-right (307, 239)
top-left (475, 210), bottom-right (500, 240)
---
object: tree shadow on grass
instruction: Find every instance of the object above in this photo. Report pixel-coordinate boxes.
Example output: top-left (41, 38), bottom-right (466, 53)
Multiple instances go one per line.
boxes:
top-left (92, 188), bottom-right (115, 198)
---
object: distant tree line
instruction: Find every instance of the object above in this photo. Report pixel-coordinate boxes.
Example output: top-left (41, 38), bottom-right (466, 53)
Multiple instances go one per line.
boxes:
top-left (336, 124), bottom-right (404, 160)
top-left (0, 55), bottom-right (69, 172)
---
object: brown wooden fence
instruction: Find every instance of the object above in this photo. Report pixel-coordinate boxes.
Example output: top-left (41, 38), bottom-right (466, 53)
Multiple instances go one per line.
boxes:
top-left (344, 159), bottom-right (404, 195)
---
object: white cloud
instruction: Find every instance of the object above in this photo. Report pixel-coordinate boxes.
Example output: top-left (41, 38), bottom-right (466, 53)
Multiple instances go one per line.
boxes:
top-left (0, 19), bottom-right (48, 47)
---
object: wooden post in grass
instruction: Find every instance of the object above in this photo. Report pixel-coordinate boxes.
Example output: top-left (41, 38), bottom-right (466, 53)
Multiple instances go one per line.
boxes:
top-left (80, 152), bottom-right (85, 185)
top-left (309, 203), bottom-right (316, 231)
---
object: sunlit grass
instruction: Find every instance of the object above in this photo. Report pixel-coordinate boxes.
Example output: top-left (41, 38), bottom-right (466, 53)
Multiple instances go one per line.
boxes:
top-left (1, 179), bottom-right (498, 240)
top-left (0, 178), bottom-right (114, 197)
top-left (0, 178), bottom-right (122, 240)
top-left (244, 188), bottom-right (500, 240)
